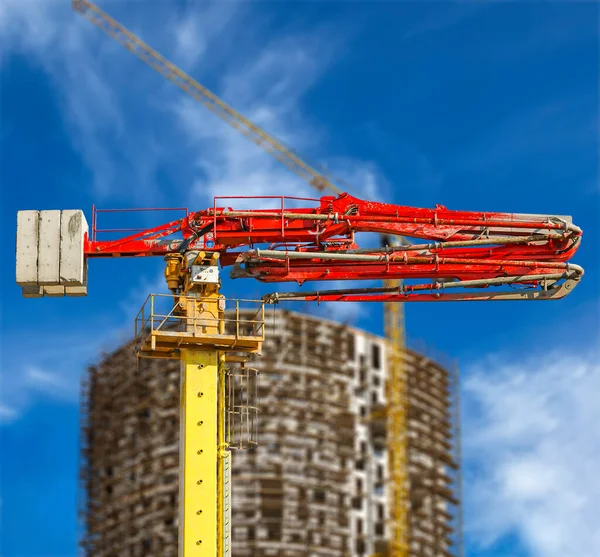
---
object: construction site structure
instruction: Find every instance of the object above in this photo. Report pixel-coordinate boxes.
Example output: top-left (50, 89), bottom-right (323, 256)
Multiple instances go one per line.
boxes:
top-left (17, 193), bottom-right (582, 557)
top-left (80, 309), bottom-right (462, 557)
top-left (14, 3), bottom-right (583, 557)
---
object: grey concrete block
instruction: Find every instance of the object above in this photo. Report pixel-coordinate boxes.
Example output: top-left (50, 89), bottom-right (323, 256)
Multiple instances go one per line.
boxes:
top-left (38, 210), bottom-right (61, 285)
top-left (60, 210), bottom-right (88, 285)
top-left (16, 211), bottom-right (39, 286)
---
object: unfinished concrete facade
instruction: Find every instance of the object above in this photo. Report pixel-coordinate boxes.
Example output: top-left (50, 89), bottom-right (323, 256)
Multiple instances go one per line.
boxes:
top-left (80, 309), bottom-right (461, 556)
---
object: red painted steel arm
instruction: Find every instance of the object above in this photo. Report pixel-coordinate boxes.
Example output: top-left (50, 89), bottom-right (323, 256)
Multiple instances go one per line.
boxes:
top-left (84, 193), bottom-right (583, 301)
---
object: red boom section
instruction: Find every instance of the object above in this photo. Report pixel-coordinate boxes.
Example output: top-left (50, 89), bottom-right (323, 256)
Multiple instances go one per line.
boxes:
top-left (85, 194), bottom-right (583, 302)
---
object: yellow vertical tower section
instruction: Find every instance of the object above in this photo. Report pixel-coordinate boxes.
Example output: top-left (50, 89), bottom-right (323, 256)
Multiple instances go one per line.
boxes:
top-left (384, 288), bottom-right (409, 557)
top-left (180, 349), bottom-right (218, 556)
top-left (137, 253), bottom-right (263, 557)
top-left (174, 251), bottom-right (229, 557)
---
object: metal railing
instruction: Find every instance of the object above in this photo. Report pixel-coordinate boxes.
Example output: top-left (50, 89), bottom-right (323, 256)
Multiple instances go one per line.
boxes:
top-left (134, 294), bottom-right (265, 354)
top-left (212, 194), bottom-right (321, 246)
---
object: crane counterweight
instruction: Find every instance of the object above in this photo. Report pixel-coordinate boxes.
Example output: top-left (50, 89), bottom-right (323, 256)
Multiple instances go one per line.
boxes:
top-left (16, 209), bottom-right (89, 298)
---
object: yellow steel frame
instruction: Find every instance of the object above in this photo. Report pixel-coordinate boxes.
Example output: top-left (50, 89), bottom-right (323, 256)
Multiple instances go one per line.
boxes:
top-left (132, 249), bottom-right (262, 556)
top-left (180, 349), bottom-right (219, 556)
top-left (179, 351), bottom-right (231, 557)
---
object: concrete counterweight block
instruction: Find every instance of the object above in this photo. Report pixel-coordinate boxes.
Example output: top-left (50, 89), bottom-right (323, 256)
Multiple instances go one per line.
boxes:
top-left (60, 210), bottom-right (88, 297)
top-left (38, 210), bottom-right (63, 297)
top-left (16, 209), bottom-right (89, 298)
top-left (16, 211), bottom-right (43, 298)
top-left (38, 210), bottom-right (62, 286)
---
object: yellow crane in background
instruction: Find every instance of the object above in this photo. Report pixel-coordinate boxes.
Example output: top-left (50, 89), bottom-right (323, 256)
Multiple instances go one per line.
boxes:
top-left (72, 0), bottom-right (409, 555)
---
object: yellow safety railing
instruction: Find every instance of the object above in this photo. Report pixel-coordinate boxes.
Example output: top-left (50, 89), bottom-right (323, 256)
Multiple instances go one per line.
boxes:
top-left (134, 294), bottom-right (265, 357)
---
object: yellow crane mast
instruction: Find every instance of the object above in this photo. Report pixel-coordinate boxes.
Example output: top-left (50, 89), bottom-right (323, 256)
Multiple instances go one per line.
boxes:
top-left (72, 1), bottom-right (410, 556)
top-left (159, 251), bottom-right (264, 557)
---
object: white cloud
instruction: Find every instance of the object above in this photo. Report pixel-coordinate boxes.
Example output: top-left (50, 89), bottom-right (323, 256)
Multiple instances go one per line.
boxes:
top-left (264, 278), bottom-right (380, 324)
top-left (0, 403), bottom-right (19, 424)
top-left (0, 0), bottom-right (129, 198)
top-left (0, 330), bottom-right (119, 424)
top-left (172, 2), bottom-right (240, 70)
top-left (463, 349), bottom-right (600, 557)
top-left (314, 300), bottom-right (365, 324)
top-left (0, 0), bottom-right (62, 53)
top-left (25, 365), bottom-right (78, 400)
top-left (1, 0), bottom-right (385, 205)
top-left (173, 15), bottom-right (207, 69)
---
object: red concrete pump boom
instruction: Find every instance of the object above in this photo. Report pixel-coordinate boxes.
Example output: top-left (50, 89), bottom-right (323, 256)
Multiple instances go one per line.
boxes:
top-left (84, 193), bottom-right (583, 303)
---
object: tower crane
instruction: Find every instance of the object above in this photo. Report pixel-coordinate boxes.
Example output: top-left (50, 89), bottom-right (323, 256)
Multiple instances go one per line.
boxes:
top-left (14, 3), bottom-right (584, 557)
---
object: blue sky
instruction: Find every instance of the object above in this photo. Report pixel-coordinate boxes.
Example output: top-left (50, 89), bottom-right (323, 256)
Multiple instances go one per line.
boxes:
top-left (0, 1), bottom-right (598, 556)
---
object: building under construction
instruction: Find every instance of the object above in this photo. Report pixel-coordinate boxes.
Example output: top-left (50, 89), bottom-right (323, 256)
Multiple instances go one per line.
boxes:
top-left (80, 309), bottom-right (462, 557)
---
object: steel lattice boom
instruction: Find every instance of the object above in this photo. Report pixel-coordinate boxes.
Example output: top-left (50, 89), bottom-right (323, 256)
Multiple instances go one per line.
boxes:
top-left (72, 0), bottom-right (342, 195)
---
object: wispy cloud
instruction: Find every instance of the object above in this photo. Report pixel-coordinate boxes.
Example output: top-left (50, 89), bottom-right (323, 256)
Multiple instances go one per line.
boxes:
top-left (310, 299), bottom-right (365, 324)
top-left (264, 277), bottom-right (381, 324)
top-left (0, 0), bottom-right (374, 208)
top-left (171, 2), bottom-right (241, 70)
top-left (0, 327), bottom-right (125, 424)
top-left (0, 0), bottom-right (128, 198)
top-left (0, 403), bottom-right (19, 424)
top-left (463, 349), bottom-right (600, 557)
top-left (169, 22), bottom-right (362, 207)
top-left (25, 365), bottom-right (78, 400)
